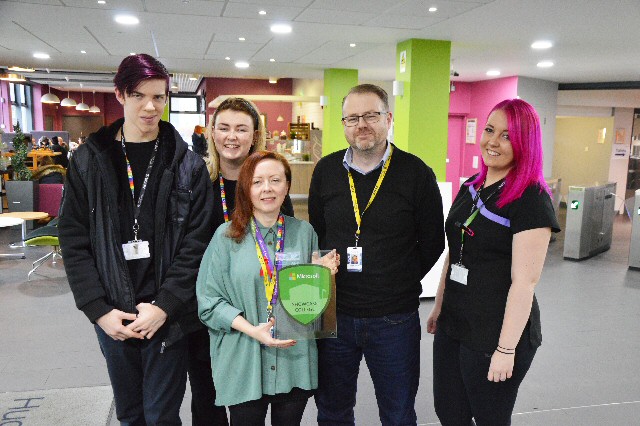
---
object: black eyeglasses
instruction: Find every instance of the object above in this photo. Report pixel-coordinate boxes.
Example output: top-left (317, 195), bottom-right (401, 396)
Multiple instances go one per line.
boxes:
top-left (341, 111), bottom-right (387, 127)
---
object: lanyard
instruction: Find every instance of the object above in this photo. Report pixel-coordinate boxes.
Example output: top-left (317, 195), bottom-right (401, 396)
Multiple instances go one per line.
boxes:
top-left (251, 214), bottom-right (285, 317)
top-left (457, 180), bottom-right (505, 264)
top-left (347, 144), bottom-right (394, 246)
top-left (121, 127), bottom-right (159, 240)
top-left (219, 173), bottom-right (229, 222)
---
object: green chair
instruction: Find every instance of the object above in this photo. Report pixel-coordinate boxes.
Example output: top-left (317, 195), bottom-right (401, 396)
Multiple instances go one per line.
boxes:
top-left (24, 217), bottom-right (61, 281)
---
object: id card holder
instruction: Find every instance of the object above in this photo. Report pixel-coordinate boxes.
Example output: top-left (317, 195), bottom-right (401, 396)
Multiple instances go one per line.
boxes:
top-left (122, 240), bottom-right (151, 260)
top-left (450, 263), bottom-right (468, 285)
top-left (347, 246), bottom-right (363, 272)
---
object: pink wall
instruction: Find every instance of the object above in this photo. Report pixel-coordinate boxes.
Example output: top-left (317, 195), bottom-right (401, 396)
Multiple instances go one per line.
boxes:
top-left (204, 78), bottom-right (293, 134)
top-left (446, 77), bottom-right (519, 197)
top-left (0, 81), bottom-right (10, 131)
top-left (32, 84), bottom-right (44, 130)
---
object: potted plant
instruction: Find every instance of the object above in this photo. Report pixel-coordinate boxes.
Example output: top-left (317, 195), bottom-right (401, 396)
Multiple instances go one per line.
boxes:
top-left (5, 122), bottom-right (39, 215)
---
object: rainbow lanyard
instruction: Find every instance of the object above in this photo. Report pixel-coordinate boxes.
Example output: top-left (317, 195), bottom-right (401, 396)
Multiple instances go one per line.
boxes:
top-left (219, 173), bottom-right (229, 222)
top-left (347, 144), bottom-right (394, 246)
top-left (121, 128), bottom-right (159, 240)
top-left (251, 214), bottom-right (285, 317)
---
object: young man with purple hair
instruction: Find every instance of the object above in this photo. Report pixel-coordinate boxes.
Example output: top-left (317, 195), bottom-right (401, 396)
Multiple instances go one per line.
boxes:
top-left (59, 54), bottom-right (215, 425)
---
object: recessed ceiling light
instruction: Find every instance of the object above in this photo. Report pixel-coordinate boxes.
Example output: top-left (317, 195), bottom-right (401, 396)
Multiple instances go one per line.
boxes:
top-left (531, 40), bottom-right (552, 49)
top-left (33, 52), bottom-right (50, 59)
top-left (189, 76), bottom-right (198, 81)
top-left (537, 60), bottom-right (554, 68)
top-left (235, 61), bottom-right (249, 69)
top-left (270, 58), bottom-right (275, 62)
top-left (81, 50), bottom-right (87, 54)
top-left (239, 37), bottom-right (245, 41)
top-left (270, 24), bottom-right (292, 34)
top-left (486, 70), bottom-right (501, 76)
top-left (269, 78), bottom-right (278, 84)
top-left (259, 10), bottom-right (267, 15)
top-left (115, 14), bottom-right (139, 25)
top-left (97, 0), bottom-right (106, 4)
top-left (350, 43), bottom-right (356, 47)
top-left (225, 56), bottom-right (231, 60)
top-left (429, 7), bottom-right (438, 12)
top-left (130, 52), bottom-right (136, 55)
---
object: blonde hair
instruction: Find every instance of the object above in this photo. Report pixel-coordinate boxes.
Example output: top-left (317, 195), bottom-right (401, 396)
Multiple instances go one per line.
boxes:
top-left (204, 97), bottom-right (266, 181)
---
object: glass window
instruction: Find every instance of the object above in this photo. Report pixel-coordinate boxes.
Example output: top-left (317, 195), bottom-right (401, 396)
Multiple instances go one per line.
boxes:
top-left (9, 83), bottom-right (33, 132)
top-left (170, 96), bottom-right (198, 113)
top-left (19, 84), bottom-right (26, 105)
top-left (9, 83), bottom-right (15, 103)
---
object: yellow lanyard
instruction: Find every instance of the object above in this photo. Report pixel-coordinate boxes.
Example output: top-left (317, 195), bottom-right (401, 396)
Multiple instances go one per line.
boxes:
top-left (347, 144), bottom-right (394, 246)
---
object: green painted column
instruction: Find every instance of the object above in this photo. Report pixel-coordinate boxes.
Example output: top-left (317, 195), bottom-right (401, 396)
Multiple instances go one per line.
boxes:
top-left (322, 68), bottom-right (358, 156)
top-left (394, 39), bottom-right (450, 180)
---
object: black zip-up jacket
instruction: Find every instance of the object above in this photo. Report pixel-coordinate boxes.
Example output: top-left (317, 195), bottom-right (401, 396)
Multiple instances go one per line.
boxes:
top-left (59, 118), bottom-right (214, 346)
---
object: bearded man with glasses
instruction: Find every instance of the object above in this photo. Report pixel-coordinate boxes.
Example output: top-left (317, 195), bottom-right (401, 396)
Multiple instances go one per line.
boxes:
top-left (309, 84), bottom-right (445, 425)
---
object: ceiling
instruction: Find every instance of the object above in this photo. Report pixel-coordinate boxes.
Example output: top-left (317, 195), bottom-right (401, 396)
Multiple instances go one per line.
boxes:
top-left (1, 0), bottom-right (640, 93)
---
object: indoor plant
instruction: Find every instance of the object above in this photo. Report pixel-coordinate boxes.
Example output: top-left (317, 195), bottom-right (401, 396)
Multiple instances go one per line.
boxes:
top-left (5, 122), bottom-right (38, 215)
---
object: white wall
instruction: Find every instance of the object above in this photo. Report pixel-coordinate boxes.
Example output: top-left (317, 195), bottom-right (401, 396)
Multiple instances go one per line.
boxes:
top-left (517, 77), bottom-right (559, 178)
top-left (291, 79), bottom-right (324, 130)
top-left (610, 108), bottom-right (635, 212)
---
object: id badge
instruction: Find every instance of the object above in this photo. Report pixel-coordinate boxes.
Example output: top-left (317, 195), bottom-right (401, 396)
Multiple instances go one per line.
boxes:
top-left (347, 246), bottom-right (363, 272)
top-left (450, 263), bottom-right (468, 285)
top-left (122, 240), bottom-right (151, 260)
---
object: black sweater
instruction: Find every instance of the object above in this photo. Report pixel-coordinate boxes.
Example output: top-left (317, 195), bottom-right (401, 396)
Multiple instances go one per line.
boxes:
top-left (308, 146), bottom-right (445, 317)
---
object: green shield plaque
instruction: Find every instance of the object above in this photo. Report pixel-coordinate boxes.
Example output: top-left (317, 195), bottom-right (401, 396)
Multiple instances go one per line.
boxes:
top-left (278, 264), bottom-right (331, 325)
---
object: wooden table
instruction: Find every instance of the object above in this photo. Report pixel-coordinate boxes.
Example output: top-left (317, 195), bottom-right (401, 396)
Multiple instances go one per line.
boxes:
top-left (2, 150), bottom-right (62, 170)
top-left (0, 211), bottom-right (49, 246)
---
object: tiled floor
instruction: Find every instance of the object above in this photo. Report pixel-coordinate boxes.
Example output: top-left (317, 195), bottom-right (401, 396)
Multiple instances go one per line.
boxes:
top-left (1, 209), bottom-right (640, 425)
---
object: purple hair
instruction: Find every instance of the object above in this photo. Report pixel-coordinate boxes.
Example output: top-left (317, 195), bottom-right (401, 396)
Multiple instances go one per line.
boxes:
top-left (468, 98), bottom-right (551, 207)
top-left (113, 53), bottom-right (170, 95)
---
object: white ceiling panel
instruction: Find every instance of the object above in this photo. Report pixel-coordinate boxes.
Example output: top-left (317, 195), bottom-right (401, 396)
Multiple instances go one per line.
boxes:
top-left (228, 0), bottom-right (314, 6)
top-left (2, 0), bottom-right (65, 5)
top-left (295, 41), bottom-right (380, 65)
top-left (309, 0), bottom-right (396, 12)
top-left (251, 39), bottom-right (327, 62)
top-left (60, 0), bottom-right (145, 11)
top-left (204, 41), bottom-right (265, 60)
top-left (144, 0), bottom-right (225, 17)
top-left (223, 2), bottom-right (303, 20)
top-left (364, 14), bottom-right (442, 30)
top-left (295, 8), bottom-right (378, 25)
top-left (388, 0), bottom-right (485, 18)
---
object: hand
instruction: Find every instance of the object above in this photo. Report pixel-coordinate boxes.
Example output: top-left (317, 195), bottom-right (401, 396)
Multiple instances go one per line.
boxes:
top-left (248, 317), bottom-right (297, 349)
top-left (426, 307), bottom-right (440, 334)
top-left (96, 309), bottom-right (143, 341)
top-left (126, 303), bottom-right (168, 340)
top-left (487, 350), bottom-right (515, 382)
top-left (313, 249), bottom-right (340, 275)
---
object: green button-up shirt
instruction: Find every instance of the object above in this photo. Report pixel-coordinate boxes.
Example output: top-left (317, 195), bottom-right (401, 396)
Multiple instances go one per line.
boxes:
top-left (197, 216), bottom-right (319, 406)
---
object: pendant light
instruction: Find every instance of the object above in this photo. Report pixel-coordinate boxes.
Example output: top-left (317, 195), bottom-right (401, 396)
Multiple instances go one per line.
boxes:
top-left (60, 90), bottom-right (77, 107)
top-left (89, 90), bottom-right (101, 113)
top-left (41, 84), bottom-right (60, 104)
top-left (76, 84), bottom-right (90, 111)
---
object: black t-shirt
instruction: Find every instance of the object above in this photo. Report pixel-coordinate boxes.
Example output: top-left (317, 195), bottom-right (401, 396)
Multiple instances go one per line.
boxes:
top-left (120, 140), bottom-right (159, 303)
top-left (212, 176), bottom-right (295, 229)
top-left (439, 178), bottom-right (560, 352)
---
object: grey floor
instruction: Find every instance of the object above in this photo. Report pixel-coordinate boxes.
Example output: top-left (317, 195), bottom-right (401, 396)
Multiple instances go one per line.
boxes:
top-left (1, 208), bottom-right (640, 425)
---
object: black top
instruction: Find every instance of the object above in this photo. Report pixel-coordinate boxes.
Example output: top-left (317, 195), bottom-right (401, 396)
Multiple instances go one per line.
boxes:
top-left (439, 177), bottom-right (561, 352)
top-left (212, 176), bottom-right (295, 229)
top-left (308, 146), bottom-right (445, 317)
top-left (119, 140), bottom-right (159, 304)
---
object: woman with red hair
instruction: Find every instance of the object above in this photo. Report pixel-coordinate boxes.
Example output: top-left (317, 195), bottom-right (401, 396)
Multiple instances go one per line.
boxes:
top-left (197, 151), bottom-right (338, 425)
top-left (428, 99), bottom-right (560, 425)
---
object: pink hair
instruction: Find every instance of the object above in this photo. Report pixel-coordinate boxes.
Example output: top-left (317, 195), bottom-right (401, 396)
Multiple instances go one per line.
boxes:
top-left (468, 99), bottom-right (551, 207)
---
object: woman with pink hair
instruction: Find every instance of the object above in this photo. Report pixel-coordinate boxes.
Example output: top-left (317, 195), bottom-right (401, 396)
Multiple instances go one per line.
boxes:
top-left (427, 99), bottom-right (560, 425)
